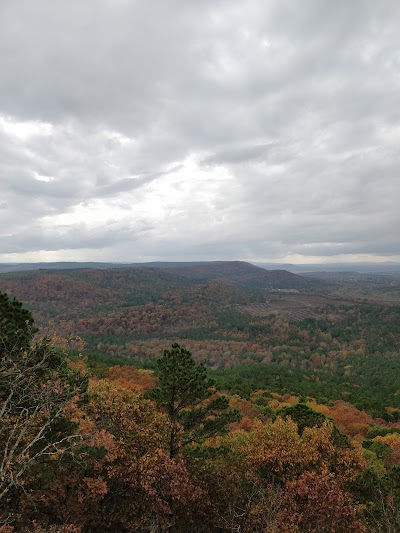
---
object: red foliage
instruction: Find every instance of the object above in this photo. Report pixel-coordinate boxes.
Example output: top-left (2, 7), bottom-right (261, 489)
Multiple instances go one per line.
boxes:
top-left (282, 471), bottom-right (366, 533)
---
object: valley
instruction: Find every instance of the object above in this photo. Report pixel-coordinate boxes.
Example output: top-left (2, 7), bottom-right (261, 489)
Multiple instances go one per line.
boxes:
top-left (1, 261), bottom-right (400, 418)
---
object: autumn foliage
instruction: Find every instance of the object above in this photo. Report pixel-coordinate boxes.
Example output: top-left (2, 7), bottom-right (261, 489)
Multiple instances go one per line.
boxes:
top-left (1, 292), bottom-right (400, 531)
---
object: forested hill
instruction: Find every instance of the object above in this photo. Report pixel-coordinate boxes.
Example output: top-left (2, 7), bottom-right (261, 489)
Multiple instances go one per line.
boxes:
top-left (0, 260), bottom-right (315, 289)
top-left (154, 260), bottom-right (315, 288)
top-left (2, 262), bottom-right (400, 419)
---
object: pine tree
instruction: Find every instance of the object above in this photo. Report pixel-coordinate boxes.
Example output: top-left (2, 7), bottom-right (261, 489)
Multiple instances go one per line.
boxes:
top-left (149, 342), bottom-right (238, 458)
top-left (0, 291), bottom-right (37, 355)
top-left (149, 343), bottom-right (239, 532)
top-left (0, 292), bottom-right (87, 513)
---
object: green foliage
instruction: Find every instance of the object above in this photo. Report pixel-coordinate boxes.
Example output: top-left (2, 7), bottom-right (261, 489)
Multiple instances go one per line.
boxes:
top-left (0, 292), bottom-right (87, 511)
top-left (367, 426), bottom-right (400, 439)
top-left (84, 350), bottom-right (156, 377)
top-left (349, 467), bottom-right (385, 506)
top-left (0, 291), bottom-right (37, 353)
top-left (149, 343), bottom-right (239, 457)
top-left (278, 402), bottom-right (349, 446)
top-left (150, 342), bottom-right (214, 414)
top-left (362, 440), bottom-right (391, 460)
top-left (278, 403), bottom-right (328, 434)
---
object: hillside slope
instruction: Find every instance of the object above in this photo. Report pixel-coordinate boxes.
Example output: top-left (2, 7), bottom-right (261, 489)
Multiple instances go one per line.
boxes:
top-left (158, 261), bottom-right (315, 289)
top-left (0, 261), bottom-right (315, 289)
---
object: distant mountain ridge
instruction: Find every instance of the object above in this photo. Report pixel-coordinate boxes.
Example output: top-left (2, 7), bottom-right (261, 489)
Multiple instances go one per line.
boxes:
top-left (0, 261), bottom-right (214, 274)
top-left (0, 261), bottom-right (314, 289)
top-left (2, 260), bottom-right (399, 276)
top-left (255, 261), bottom-right (400, 274)
top-left (156, 261), bottom-right (313, 289)
top-left (0, 262), bottom-right (123, 274)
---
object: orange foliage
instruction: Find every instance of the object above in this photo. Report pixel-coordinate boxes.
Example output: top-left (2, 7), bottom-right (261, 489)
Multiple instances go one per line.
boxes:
top-left (229, 396), bottom-right (263, 422)
top-left (308, 400), bottom-right (376, 440)
top-left (374, 433), bottom-right (400, 467)
top-left (248, 417), bottom-right (311, 482)
top-left (105, 365), bottom-right (156, 392)
top-left (259, 391), bottom-right (300, 412)
top-left (247, 417), bottom-right (365, 485)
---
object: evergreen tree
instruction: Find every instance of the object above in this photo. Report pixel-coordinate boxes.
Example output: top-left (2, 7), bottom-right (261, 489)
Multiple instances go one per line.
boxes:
top-left (149, 342), bottom-right (238, 458)
top-left (149, 343), bottom-right (239, 533)
top-left (0, 291), bottom-right (37, 355)
top-left (278, 403), bottom-right (328, 435)
top-left (0, 292), bottom-right (87, 514)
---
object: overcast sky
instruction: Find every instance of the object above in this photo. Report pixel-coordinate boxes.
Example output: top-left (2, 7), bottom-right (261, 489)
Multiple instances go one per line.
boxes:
top-left (1, 0), bottom-right (399, 264)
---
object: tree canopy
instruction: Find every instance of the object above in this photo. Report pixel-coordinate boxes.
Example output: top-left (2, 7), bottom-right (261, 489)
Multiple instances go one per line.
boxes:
top-left (149, 343), bottom-right (238, 458)
top-left (0, 292), bottom-right (87, 507)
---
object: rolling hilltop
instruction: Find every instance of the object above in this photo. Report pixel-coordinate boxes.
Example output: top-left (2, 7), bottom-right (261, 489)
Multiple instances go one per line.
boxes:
top-left (0, 261), bottom-right (322, 366)
top-left (154, 260), bottom-right (314, 289)
top-left (0, 261), bottom-right (315, 332)
top-left (0, 260), bottom-right (313, 289)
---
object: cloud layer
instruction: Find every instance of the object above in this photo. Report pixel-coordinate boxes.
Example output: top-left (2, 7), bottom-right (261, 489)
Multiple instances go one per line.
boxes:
top-left (1, 0), bottom-right (399, 263)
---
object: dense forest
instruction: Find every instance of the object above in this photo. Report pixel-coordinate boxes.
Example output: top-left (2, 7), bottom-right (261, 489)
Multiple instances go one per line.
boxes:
top-left (1, 263), bottom-right (400, 531)
top-left (1, 264), bottom-right (400, 417)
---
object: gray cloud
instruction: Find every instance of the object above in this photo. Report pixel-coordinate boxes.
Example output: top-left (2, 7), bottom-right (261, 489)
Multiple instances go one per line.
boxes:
top-left (0, 219), bottom-right (153, 254)
top-left (1, 0), bottom-right (399, 262)
top-left (201, 143), bottom-right (276, 166)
